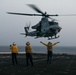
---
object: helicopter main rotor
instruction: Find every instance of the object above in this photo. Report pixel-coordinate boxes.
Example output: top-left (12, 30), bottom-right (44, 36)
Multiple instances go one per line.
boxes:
top-left (7, 4), bottom-right (58, 18)
top-left (7, 4), bottom-right (76, 19)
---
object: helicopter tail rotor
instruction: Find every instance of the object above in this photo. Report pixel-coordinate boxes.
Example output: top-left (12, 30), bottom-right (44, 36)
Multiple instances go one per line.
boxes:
top-left (24, 22), bottom-right (31, 36)
top-left (20, 22), bottom-right (31, 37)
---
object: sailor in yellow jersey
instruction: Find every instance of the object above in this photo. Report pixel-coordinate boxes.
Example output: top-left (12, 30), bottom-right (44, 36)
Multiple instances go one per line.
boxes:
top-left (25, 41), bottom-right (33, 66)
top-left (40, 41), bottom-right (59, 63)
top-left (10, 42), bottom-right (18, 65)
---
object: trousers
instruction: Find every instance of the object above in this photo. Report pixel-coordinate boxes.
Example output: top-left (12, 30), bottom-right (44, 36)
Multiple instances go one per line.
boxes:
top-left (47, 51), bottom-right (53, 63)
top-left (12, 53), bottom-right (18, 65)
top-left (26, 53), bottom-right (33, 66)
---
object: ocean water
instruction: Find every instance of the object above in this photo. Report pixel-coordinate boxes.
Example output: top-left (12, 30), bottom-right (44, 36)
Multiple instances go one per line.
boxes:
top-left (0, 46), bottom-right (76, 55)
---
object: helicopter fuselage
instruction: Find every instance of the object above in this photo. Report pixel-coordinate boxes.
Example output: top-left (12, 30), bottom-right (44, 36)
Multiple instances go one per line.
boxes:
top-left (23, 17), bottom-right (62, 39)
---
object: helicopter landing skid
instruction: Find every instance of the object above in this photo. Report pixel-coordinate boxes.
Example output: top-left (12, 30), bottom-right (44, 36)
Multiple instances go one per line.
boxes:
top-left (48, 35), bottom-right (60, 40)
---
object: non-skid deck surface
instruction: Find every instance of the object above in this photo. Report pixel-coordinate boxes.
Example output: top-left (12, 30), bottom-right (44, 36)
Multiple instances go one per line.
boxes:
top-left (0, 54), bottom-right (76, 75)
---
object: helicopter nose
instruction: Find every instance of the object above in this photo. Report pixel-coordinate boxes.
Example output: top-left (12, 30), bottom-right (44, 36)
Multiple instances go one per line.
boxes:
top-left (58, 27), bottom-right (62, 32)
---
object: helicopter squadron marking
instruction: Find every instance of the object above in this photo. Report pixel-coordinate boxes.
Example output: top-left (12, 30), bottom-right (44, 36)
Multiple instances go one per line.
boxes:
top-left (7, 4), bottom-right (76, 40)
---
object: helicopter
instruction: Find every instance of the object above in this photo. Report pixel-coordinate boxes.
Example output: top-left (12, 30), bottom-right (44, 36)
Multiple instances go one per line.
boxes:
top-left (7, 4), bottom-right (76, 40)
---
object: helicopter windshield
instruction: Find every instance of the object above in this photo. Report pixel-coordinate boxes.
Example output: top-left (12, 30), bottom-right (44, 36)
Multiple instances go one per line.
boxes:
top-left (49, 22), bottom-right (58, 25)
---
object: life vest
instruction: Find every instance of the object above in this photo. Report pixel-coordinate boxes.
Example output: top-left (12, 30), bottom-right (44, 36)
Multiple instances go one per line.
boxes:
top-left (11, 45), bottom-right (18, 53)
top-left (25, 46), bottom-right (32, 53)
top-left (47, 45), bottom-right (53, 51)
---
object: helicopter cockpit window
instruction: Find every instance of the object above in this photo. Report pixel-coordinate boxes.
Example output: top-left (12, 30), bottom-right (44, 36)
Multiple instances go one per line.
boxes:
top-left (54, 22), bottom-right (58, 25)
top-left (49, 22), bottom-right (58, 25)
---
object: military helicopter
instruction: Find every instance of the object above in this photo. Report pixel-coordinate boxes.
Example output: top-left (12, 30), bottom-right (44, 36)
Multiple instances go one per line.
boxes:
top-left (7, 4), bottom-right (76, 40)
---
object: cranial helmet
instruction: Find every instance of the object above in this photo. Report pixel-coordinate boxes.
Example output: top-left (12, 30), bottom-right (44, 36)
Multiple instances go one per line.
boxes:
top-left (48, 42), bottom-right (52, 44)
top-left (26, 41), bottom-right (30, 45)
top-left (13, 42), bottom-right (16, 45)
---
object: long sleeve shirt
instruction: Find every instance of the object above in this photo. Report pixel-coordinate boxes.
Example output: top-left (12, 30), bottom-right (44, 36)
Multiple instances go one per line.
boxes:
top-left (25, 45), bottom-right (32, 53)
top-left (40, 42), bottom-right (59, 51)
top-left (11, 45), bottom-right (18, 53)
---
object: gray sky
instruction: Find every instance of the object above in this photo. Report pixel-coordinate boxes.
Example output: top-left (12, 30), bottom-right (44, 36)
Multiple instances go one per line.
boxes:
top-left (0, 0), bottom-right (76, 46)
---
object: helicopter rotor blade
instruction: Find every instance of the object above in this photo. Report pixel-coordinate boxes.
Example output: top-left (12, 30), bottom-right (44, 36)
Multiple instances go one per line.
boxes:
top-left (27, 4), bottom-right (60, 17)
top-left (29, 21), bottom-right (31, 29)
top-left (27, 4), bottom-right (44, 15)
top-left (56, 14), bottom-right (76, 16)
top-left (25, 21), bottom-right (31, 30)
top-left (47, 14), bottom-right (76, 16)
top-left (47, 14), bottom-right (58, 16)
top-left (7, 12), bottom-right (42, 16)
top-left (48, 17), bottom-right (58, 21)
top-left (48, 16), bottom-right (53, 20)
top-left (7, 12), bottom-right (76, 17)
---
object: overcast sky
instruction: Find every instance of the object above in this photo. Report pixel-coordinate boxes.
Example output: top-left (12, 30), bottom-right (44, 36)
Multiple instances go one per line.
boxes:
top-left (0, 0), bottom-right (76, 46)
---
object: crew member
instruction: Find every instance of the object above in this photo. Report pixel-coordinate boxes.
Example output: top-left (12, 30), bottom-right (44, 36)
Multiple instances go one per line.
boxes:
top-left (25, 42), bottom-right (33, 66)
top-left (10, 42), bottom-right (18, 65)
top-left (40, 41), bottom-right (59, 63)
